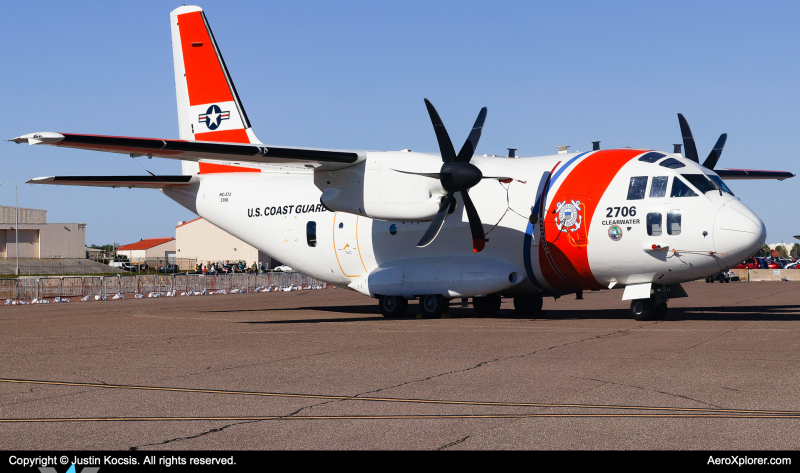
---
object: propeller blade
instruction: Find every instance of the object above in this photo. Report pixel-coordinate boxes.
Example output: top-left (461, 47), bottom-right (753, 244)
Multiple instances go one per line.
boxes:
top-left (417, 192), bottom-right (455, 248)
top-left (677, 113), bottom-right (700, 163)
top-left (702, 133), bottom-right (727, 170)
top-left (460, 190), bottom-right (486, 252)
top-left (424, 99), bottom-right (457, 163)
top-left (456, 107), bottom-right (488, 162)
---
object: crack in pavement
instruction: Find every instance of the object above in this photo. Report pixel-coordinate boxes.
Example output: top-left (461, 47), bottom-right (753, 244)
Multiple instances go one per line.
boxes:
top-left (438, 435), bottom-right (470, 450)
top-left (574, 375), bottom-right (723, 409)
top-left (128, 405), bottom-right (323, 449)
top-left (157, 347), bottom-right (366, 382)
top-left (130, 419), bottom-right (263, 450)
top-left (350, 323), bottom-right (655, 399)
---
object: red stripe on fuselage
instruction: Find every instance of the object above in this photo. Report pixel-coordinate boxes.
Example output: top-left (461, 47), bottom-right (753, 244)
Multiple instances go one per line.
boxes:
top-left (539, 149), bottom-right (643, 291)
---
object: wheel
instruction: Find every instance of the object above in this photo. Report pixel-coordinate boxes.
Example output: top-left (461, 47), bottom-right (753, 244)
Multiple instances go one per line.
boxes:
top-left (631, 298), bottom-right (654, 321)
top-left (705, 277), bottom-right (711, 283)
top-left (419, 294), bottom-right (448, 319)
top-left (724, 278), bottom-right (730, 283)
top-left (379, 295), bottom-right (408, 318)
top-left (653, 301), bottom-right (668, 320)
top-left (513, 293), bottom-right (544, 318)
top-left (473, 295), bottom-right (501, 317)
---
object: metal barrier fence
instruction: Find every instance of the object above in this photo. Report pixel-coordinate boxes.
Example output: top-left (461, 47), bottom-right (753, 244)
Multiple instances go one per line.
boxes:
top-left (0, 272), bottom-right (328, 300)
top-left (0, 257), bottom-right (284, 276)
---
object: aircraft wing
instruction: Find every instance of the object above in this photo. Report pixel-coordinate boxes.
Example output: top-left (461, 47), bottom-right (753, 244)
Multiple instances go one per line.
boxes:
top-left (714, 168), bottom-right (795, 180)
top-left (26, 175), bottom-right (197, 189)
top-left (8, 132), bottom-right (364, 171)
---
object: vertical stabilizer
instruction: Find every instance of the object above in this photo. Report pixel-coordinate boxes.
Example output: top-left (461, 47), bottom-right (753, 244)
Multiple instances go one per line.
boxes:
top-left (170, 6), bottom-right (262, 174)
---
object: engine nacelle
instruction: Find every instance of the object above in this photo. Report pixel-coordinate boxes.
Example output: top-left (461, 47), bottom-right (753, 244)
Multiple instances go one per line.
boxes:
top-left (316, 151), bottom-right (446, 221)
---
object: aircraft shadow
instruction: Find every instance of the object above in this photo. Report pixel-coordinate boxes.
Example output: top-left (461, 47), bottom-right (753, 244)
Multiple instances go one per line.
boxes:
top-left (237, 304), bottom-right (800, 324)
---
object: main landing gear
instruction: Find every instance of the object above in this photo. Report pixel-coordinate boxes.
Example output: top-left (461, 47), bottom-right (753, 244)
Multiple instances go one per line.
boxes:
top-left (472, 295), bottom-right (502, 317)
top-left (419, 294), bottom-right (449, 319)
top-left (513, 293), bottom-right (544, 318)
top-left (379, 295), bottom-right (408, 318)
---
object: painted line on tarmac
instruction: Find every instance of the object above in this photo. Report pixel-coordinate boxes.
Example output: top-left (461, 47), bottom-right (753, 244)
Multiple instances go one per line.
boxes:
top-left (1, 413), bottom-right (800, 423)
top-left (2, 377), bottom-right (799, 417)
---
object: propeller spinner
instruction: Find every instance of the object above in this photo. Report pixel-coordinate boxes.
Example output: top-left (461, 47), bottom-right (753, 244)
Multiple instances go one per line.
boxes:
top-left (416, 99), bottom-right (489, 252)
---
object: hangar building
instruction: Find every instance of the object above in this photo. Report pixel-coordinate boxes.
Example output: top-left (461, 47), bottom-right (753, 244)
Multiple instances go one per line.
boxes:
top-left (0, 205), bottom-right (85, 258)
top-left (175, 217), bottom-right (280, 267)
top-left (116, 238), bottom-right (176, 262)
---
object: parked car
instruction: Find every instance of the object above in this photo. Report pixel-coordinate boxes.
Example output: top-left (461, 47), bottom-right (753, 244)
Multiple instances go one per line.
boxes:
top-left (273, 265), bottom-right (293, 272)
top-left (734, 258), bottom-right (761, 269)
top-left (156, 264), bottom-right (179, 273)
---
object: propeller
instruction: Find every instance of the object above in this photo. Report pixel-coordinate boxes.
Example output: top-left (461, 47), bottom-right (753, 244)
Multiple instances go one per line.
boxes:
top-left (414, 99), bottom-right (490, 252)
top-left (677, 113), bottom-right (727, 170)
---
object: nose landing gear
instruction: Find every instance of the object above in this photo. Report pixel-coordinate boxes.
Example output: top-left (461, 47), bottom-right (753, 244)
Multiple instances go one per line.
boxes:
top-left (630, 285), bottom-right (669, 321)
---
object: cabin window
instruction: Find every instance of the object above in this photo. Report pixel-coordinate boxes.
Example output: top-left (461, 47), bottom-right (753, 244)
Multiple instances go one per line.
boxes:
top-left (667, 210), bottom-right (681, 235)
top-left (647, 213), bottom-right (662, 236)
top-left (649, 176), bottom-right (668, 198)
top-left (670, 177), bottom-right (698, 198)
top-left (626, 176), bottom-right (648, 200)
top-left (681, 174), bottom-right (716, 194)
top-left (390, 224), bottom-right (397, 235)
top-left (307, 221), bottom-right (317, 247)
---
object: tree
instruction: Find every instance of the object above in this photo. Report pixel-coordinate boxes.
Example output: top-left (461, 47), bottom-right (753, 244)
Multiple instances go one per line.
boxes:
top-left (792, 243), bottom-right (800, 258)
top-left (757, 244), bottom-right (771, 257)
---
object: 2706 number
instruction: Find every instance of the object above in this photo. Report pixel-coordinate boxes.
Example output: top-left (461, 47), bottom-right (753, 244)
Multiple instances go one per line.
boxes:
top-left (606, 206), bottom-right (636, 218)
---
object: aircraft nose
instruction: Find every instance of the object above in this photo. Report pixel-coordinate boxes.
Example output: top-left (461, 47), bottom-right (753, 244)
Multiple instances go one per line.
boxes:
top-left (713, 200), bottom-right (766, 268)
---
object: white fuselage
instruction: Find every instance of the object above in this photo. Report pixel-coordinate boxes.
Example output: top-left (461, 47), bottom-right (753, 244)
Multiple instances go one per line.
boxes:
top-left (163, 148), bottom-right (766, 300)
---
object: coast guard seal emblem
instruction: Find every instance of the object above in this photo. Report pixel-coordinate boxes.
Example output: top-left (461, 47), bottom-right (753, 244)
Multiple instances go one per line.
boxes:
top-left (608, 225), bottom-right (623, 241)
top-left (554, 199), bottom-right (582, 233)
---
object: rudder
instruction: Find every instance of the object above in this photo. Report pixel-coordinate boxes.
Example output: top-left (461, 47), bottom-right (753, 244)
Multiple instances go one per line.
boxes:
top-left (170, 6), bottom-right (262, 174)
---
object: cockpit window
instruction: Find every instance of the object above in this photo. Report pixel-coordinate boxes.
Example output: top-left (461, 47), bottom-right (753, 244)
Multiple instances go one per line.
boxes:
top-left (638, 152), bottom-right (666, 163)
top-left (707, 174), bottom-right (734, 195)
top-left (681, 174), bottom-right (716, 194)
top-left (626, 176), bottom-right (648, 200)
top-left (670, 177), bottom-right (698, 197)
top-left (659, 158), bottom-right (685, 169)
top-left (649, 176), bottom-right (668, 198)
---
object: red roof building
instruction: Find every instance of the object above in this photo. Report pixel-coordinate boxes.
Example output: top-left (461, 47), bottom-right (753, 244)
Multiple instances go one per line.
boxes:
top-left (116, 238), bottom-right (176, 262)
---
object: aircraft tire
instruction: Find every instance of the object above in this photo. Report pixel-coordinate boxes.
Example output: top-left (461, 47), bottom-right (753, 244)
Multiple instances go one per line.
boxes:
top-left (513, 294), bottom-right (544, 318)
top-left (473, 295), bottom-right (502, 317)
top-left (653, 301), bottom-right (668, 320)
top-left (631, 299), bottom-right (655, 321)
top-left (379, 295), bottom-right (408, 318)
top-left (420, 294), bottom-right (448, 319)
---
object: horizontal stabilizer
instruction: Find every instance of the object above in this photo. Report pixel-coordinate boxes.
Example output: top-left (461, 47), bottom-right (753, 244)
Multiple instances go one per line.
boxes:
top-left (715, 168), bottom-right (795, 181)
top-left (9, 132), bottom-right (363, 171)
top-left (27, 175), bottom-right (196, 189)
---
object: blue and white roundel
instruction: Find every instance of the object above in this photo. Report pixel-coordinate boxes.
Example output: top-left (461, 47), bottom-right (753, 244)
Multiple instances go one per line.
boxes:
top-left (198, 105), bottom-right (230, 130)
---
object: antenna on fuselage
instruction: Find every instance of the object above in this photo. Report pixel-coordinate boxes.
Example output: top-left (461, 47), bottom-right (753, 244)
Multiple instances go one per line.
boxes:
top-left (592, 141), bottom-right (600, 151)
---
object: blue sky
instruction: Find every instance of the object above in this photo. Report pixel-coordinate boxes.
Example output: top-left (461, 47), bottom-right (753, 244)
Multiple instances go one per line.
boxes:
top-left (2, 0), bottom-right (798, 246)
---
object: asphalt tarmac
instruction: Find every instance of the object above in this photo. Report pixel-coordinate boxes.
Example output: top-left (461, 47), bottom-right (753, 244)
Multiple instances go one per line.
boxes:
top-left (1, 280), bottom-right (800, 450)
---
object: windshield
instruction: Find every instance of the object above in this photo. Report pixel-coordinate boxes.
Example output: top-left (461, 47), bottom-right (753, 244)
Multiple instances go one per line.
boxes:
top-left (707, 174), bottom-right (734, 195)
top-left (681, 174), bottom-right (717, 194)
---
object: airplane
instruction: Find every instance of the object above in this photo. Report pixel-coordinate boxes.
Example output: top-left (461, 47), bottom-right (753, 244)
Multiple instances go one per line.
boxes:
top-left (8, 5), bottom-right (795, 321)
